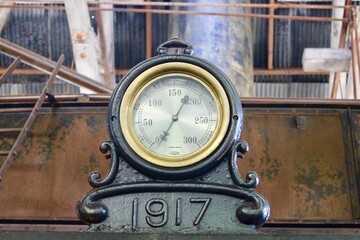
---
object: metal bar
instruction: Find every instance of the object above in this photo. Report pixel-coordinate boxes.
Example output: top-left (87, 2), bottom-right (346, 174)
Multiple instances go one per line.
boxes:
top-left (0, 128), bottom-right (22, 133)
top-left (331, 72), bottom-right (342, 99)
top-left (345, 109), bottom-right (360, 219)
top-left (1, 67), bottom-right (329, 76)
top-left (0, 1), bottom-right (353, 10)
top-left (0, 108), bottom-right (33, 113)
top-left (0, 54), bottom-right (65, 182)
top-left (0, 37), bottom-right (112, 94)
top-left (267, 0), bottom-right (275, 70)
top-left (351, 27), bottom-right (358, 99)
top-left (0, 95), bottom-right (82, 103)
top-left (0, 151), bottom-right (10, 156)
top-left (0, 68), bottom-right (43, 75)
top-left (0, 56), bottom-right (20, 85)
top-left (92, 7), bottom-right (348, 23)
top-left (145, 0), bottom-right (152, 59)
top-left (3, 94), bottom-right (360, 108)
top-left (0, 4), bottom-right (349, 22)
top-left (331, 0), bottom-right (352, 98)
top-left (254, 67), bottom-right (328, 75)
top-left (353, 12), bottom-right (360, 99)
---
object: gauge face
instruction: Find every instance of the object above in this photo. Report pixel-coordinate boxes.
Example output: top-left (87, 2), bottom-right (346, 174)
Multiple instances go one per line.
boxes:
top-left (134, 75), bottom-right (217, 157)
top-left (120, 62), bottom-right (230, 168)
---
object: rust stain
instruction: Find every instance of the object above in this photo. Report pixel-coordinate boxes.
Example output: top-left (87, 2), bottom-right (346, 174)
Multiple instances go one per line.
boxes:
top-left (74, 31), bottom-right (87, 43)
top-left (293, 157), bottom-right (349, 218)
top-left (0, 107), bottom-right (355, 222)
top-left (0, 108), bottom-right (109, 219)
top-left (241, 110), bottom-right (352, 220)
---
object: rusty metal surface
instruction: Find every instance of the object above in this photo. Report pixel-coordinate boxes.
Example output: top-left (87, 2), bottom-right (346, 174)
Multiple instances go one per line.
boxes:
top-left (348, 110), bottom-right (360, 219)
top-left (240, 109), bottom-right (355, 220)
top-left (0, 107), bottom-right (109, 218)
top-left (0, 54), bottom-right (65, 181)
top-left (0, 99), bottom-right (359, 228)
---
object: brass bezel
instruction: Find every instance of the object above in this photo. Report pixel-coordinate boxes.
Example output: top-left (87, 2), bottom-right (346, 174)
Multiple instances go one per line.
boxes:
top-left (120, 62), bottom-right (230, 167)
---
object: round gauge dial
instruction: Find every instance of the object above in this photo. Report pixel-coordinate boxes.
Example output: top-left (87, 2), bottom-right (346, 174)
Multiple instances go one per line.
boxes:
top-left (120, 62), bottom-right (230, 168)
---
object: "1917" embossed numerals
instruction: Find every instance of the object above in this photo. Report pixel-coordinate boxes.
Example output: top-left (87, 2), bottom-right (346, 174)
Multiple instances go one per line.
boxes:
top-left (132, 198), bottom-right (211, 230)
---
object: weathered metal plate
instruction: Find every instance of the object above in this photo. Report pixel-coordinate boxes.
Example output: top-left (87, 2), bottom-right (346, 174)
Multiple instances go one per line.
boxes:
top-left (348, 110), bottom-right (360, 219)
top-left (0, 107), bottom-right (109, 218)
top-left (0, 103), bottom-right (358, 225)
top-left (240, 109), bottom-right (354, 220)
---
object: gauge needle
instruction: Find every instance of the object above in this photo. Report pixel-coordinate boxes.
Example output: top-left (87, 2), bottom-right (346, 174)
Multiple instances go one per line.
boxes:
top-left (158, 95), bottom-right (189, 145)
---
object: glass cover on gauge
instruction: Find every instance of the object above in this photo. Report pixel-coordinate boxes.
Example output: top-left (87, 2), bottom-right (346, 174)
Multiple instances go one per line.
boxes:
top-left (133, 75), bottom-right (217, 158)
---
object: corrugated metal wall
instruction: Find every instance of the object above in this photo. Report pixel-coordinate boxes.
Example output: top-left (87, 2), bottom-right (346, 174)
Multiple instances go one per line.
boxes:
top-left (0, 2), bottom-right (331, 97)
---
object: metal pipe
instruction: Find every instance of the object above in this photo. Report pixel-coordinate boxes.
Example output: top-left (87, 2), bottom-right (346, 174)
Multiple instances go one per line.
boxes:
top-left (351, 27), bottom-right (358, 99)
top-left (168, 0), bottom-right (254, 97)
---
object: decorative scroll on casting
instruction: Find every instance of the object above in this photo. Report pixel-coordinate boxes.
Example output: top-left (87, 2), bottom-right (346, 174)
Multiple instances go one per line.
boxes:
top-left (77, 140), bottom-right (270, 229)
top-left (88, 141), bottom-right (119, 188)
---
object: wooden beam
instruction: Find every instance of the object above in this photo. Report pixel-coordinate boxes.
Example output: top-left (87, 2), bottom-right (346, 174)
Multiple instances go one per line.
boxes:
top-left (328, 0), bottom-right (345, 99)
top-left (0, 2), bottom-right (13, 32)
top-left (0, 57), bottom-right (21, 85)
top-left (331, 0), bottom-right (352, 98)
top-left (0, 37), bottom-right (112, 93)
top-left (353, 10), bottom-right (360, 98)
top-left (302, 48), bottom-right (351, 72)
top-left (64, 0), bottom-right (101, 93)
top-left (96, 0), bottom-right (115, 89)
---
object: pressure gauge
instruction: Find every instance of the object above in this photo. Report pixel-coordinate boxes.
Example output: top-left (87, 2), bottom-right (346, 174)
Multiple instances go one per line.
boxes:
top-left (109, 39), bottom-right (243, 180)
top-left (120, 62), bottom-right (230, 168)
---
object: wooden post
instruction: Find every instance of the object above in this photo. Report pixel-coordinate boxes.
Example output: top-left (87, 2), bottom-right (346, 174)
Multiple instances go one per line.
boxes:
top-left (351, 8), bottom-right (360, 99)
top-left (331, 0), bottom-right (352, 98)
top-left (0, 2), bottom-right (13, 32)
top-left (64, 0), bottom-right (101, 94)
top-left (97, 0), bottom-right (115, 89)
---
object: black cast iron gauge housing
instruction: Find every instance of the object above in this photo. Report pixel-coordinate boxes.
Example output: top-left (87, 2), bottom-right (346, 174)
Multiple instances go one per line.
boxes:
top-left (78, 39), bottom-right (270, 230)
top-left (108, 38), bottom-right (243, 180)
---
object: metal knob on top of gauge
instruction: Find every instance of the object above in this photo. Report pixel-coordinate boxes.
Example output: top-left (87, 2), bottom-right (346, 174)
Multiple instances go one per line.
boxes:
top-left (108, 38), bottom-right (243, 180)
